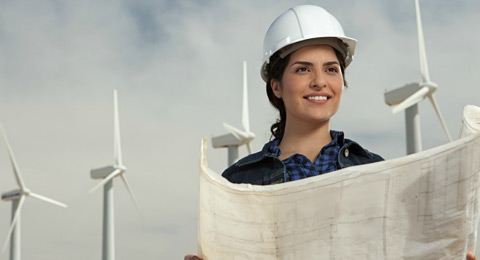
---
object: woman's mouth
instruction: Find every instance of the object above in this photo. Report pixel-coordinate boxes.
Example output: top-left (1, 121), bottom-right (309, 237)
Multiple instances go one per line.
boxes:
top-left (305, 95), bottom-right (330, 101)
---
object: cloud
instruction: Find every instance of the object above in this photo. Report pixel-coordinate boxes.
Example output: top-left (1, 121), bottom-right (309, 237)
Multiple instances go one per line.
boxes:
top-left (0, 0), bottom-right (479, 259)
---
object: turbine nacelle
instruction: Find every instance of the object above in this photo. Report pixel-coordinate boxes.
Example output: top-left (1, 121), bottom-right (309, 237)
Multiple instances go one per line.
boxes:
top-left (90, 165), bottom-right (127, 180)
top-left (386, 81), bottom-right (438, 115)
top-left (1, 190), bottom-right (22, 201)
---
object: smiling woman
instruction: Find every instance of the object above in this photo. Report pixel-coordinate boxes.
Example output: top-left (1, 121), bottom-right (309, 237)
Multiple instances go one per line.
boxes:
top-left (222, 5), bottom-right (383, 185)
top-left (185, 4), bottom-right (477, 260)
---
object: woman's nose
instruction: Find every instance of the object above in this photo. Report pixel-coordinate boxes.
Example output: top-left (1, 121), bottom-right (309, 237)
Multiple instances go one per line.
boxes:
top-left (310, 72), bottom-right (326, 89)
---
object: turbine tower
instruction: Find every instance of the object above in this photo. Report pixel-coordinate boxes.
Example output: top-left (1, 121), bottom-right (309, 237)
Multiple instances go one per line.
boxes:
top-left (89, 90), bottom-right (141, 260)
top-left (212, 61), bottom-right (255, 166)
top-left (1, 123), bottom-right (67, 260)
top-left (384, 0), bottom-right (452, 155)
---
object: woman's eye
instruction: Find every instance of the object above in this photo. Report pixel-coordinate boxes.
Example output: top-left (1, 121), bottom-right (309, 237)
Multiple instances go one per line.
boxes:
top-left (326, 67), bottom-right (339, 73)
top-left (295, 67), bottom-right (308, 73)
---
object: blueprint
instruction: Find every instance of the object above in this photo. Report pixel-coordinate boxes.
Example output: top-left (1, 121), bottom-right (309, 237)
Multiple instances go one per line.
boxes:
top-left (197, 105), bottom-right (480, 260)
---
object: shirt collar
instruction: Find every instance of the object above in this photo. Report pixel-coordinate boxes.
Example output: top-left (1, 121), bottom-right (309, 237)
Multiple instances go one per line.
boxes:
top-left (268, 130), bottom-right (345, 157)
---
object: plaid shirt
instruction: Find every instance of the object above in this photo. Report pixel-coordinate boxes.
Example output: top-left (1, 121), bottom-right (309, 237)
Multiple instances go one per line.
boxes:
top-left (268, 130), bottom-right (345, 182)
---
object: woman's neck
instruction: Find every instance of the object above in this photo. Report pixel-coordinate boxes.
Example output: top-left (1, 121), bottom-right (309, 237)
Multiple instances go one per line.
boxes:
top-left (278, 120), bottom-right (332, 162)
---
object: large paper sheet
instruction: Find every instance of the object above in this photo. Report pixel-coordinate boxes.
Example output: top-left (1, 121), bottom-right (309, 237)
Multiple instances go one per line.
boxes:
top-left (198, 105), bottom-right (480, 260)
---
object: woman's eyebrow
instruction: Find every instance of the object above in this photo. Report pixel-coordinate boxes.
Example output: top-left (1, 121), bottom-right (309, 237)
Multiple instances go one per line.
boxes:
top-left (290, 61), bottom-right (313, 67)
top-left (290, 60), bottom-right (340, 67)
top-left (324, 61), bottom-right (340, 66)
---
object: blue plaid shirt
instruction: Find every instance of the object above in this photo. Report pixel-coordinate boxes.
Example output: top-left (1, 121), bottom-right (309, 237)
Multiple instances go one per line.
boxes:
top-left (268, 130), bottom-right (345, 182)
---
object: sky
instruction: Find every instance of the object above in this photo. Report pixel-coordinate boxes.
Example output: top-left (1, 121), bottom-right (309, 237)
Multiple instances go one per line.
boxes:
top-left (0, 0), bottom-right (479, 259)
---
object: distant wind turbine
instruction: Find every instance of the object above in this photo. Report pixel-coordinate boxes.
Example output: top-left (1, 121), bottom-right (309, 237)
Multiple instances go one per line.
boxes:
top-left (1, 123), bottom-right (67, 260)
top-left (89, 90), bottom-right (141, 260)
top-left (212, 61), bottom-right (255, 166)
top-left (384, 0), bottom-right (452, 155)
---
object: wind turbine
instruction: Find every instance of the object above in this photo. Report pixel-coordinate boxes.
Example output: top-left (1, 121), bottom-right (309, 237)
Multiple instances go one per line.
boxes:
top-left (89, 90), bottom-right (141, 260)
top-left (384, 0), bottom-right (452, 155)
top-left (212, 61), bottom-right (255, 166)
top-left (1, 123), bottom-right (67, 260)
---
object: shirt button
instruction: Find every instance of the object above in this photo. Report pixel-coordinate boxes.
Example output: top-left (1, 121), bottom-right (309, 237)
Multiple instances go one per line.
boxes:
top-left (344, 149), bottom-right (349, 157)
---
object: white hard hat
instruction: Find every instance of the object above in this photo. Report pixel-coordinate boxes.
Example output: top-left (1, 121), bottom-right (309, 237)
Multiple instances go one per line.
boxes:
top-left (261, 5), bottom-right (357, 82)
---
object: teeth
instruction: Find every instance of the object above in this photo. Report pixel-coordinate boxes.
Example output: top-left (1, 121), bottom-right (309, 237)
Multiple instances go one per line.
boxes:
top-left (307, 96), bottom-right (327, 101)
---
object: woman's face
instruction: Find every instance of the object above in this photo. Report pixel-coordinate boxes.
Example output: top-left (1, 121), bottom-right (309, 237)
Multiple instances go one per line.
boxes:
top-left (271, 44), bottom-right (344, 127)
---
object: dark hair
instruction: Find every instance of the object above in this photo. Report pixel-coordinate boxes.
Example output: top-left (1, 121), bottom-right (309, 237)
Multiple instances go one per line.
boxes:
top-left (266, 48), bottom-right (347, 140)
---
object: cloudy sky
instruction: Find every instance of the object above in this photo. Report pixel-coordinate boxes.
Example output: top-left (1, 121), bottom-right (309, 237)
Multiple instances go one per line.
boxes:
top-left (0, 0), bottom-right (479, 259)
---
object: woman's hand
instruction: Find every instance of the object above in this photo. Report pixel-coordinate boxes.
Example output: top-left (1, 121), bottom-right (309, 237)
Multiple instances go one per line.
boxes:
top-left (467, 251), bottom-right (477, 260)
top-left (184, 254), bottom-right (203, 260)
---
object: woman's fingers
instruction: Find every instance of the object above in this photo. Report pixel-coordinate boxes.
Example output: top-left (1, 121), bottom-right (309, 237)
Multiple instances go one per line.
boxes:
top-left (467, 251), bottom-right (477, 260)
top-left (184, 254), bottom-right (203, 260)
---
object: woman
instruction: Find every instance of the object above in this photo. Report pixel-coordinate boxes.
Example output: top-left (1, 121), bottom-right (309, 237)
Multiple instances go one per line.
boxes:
top-left (186, 5), bottom-right (477, 260)
top-left (222, 4), bottom-right (383, 185)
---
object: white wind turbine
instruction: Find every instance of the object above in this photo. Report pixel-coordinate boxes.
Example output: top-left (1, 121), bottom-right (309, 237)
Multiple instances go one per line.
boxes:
top-left (89, 90), bottom-right (141, 260)
top-left (212, 61), bottom-right (255, 166)
top-left (384, 0), bottom-right (452, 155)
top-left (1, 123), bottom-right (67, 260)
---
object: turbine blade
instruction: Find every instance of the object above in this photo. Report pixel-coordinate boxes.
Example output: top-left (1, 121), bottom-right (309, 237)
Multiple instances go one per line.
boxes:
top-left (113, 90), bottom-right (123, 166)
top-left (119, 174), bottom-right (144, 221)
top-left (246, 142), bottom-right (252, 155)
top-left (29, 192), bottom-right (68, 208)
top-left (415, 0), bottom-right (431, 82)
top-left (0, 123), bottom-right (27, 190)
top-left (223, 122), bottom-right (248, 141)
top-left (2, 195), bottom-right (25, 253)
top-left (242, 61), bottom-right (250, 133)
top-left (428, 94), bottom-right (453, 141)
top-left (392, 86), bottom-right (429, 114)
top-left (89, 168), bottom-right (121, 194)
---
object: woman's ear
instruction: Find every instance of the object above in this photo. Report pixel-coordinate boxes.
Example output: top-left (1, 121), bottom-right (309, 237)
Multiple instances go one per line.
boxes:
top-left (270, 79), bottom-right (282, 99)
